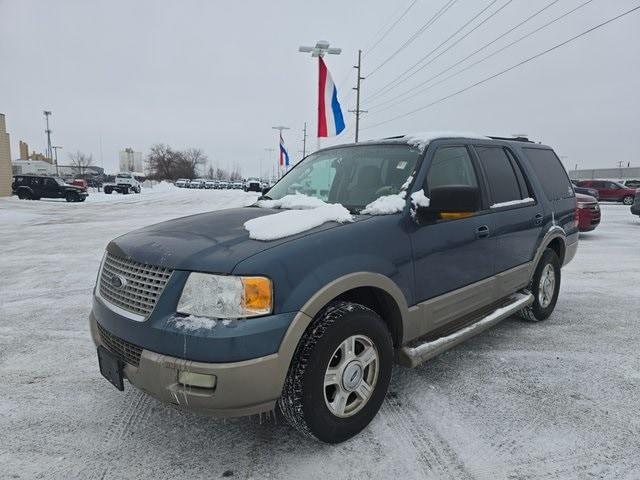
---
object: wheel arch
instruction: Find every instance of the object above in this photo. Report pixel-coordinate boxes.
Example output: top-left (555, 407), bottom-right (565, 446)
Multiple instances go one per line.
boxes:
top-left (298, 272), bottom-right (408, 348)
top-left (532, 226), bottom-right (567, 276)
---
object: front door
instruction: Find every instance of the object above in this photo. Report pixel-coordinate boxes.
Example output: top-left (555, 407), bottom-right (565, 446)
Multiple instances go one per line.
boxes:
top-left (42, 177), bottom-right (61, 198)
top-left (410, 144), bottom-right (495, 304)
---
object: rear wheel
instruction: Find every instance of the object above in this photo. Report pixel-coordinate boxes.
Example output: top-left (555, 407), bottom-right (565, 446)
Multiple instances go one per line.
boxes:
top-left (519, 248), bottom-right (561, 322)
top-left (104, 186), bottom-right (112, 194)
top-left (623, 195), bottom-right (634, 205)
top-left (279, 301), bottom-right (393, 443)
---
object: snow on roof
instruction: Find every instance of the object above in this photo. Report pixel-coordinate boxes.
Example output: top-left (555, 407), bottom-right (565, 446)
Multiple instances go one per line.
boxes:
top-left (394, 131), bottom-right (488, 152)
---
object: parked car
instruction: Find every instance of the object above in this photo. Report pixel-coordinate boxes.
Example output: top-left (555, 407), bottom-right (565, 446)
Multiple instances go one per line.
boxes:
top-left (217, 181), bottom-right (229, 189)
top-left (631, 192), bottom-right (640, 217)
top-left (104, 172), bottom-right (141, 194)
top-left (71, 179), bottom-right (89, 192)
top-left (175, 178), bottom-right (190, 188)
top-left (90, 133), bottom-right (578, 443)
top-left (12, 174), bottom-right (88, 202)
top-left (571, 181), bottom-right (599, 200)
top-left (204, 180), bottom-right (217, 189)
top-left (576, 193), bottom-right (601, 232)
top-left (232, 181), bottom-right (244, 189)
top-left (575, 180), bottom-right (636, 205)
top-left (244, 178), bottom-right (262, 192)
top-left (621, 179), bottom-right (640, 189)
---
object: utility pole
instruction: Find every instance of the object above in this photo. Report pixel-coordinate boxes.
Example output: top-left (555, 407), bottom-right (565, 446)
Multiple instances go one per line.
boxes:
top-left (348, 49), bottom-right (367, 143)
top-left (43, 110), bottom-right (53, 164)
top-left (301, 122), bottom-right (308, 159)
top-left (52, 145), bottom-right (63, 177)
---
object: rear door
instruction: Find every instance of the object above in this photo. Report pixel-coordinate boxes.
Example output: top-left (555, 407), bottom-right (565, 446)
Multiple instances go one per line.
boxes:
top-left (473, 145), bottom-right (543, 273)
top-left (410, 143), bottom-right (495, 302)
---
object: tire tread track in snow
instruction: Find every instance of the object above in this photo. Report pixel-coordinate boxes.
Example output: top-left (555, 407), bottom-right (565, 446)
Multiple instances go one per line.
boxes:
top-left (381, 392), bottom-right (473, 479)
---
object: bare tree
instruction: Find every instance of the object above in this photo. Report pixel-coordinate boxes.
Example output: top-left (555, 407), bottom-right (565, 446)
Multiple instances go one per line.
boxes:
top-left (182, 148), bottom-right (208, 177)
top-left (215, 167), bottom-right (228, 180)
top-left (206, 165), bottom-right (215, 179)
top-left (68, 151), bottom-right (94, 176)
top-left (146, 145), bottom-right (210, 180)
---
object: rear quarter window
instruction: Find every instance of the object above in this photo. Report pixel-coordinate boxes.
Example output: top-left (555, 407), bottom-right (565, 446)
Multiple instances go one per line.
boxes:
top-left (522, 148), bottom-right (574, 201)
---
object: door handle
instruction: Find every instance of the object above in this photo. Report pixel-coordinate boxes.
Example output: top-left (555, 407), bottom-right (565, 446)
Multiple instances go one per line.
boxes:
top-left (534, 213), bottom-right (543, 226)
top-left (475, 225), bottom-right (490, 238)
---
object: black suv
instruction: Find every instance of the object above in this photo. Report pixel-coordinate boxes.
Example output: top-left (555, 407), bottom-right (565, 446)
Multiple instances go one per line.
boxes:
top-left (12, 175), bottom-right (88, 202)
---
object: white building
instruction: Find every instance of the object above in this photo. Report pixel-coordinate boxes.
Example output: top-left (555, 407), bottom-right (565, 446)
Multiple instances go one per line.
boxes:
top-left (12, 159), bottom-right (55, 175)
top-left (119, 149), bottom-right (143, 174)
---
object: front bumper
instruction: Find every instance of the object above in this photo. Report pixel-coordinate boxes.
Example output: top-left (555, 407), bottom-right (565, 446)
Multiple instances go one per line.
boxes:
top-left (90, 311), bottom-right (311, 417)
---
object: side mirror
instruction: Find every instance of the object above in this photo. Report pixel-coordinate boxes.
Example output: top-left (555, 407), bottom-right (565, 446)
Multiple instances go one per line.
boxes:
top-left (416, 185), bottom-right (481, 222)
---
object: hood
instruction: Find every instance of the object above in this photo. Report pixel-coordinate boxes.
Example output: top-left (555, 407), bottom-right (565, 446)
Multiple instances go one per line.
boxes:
top-left (107, 207), bottom-right (365, 273)
top-left (576, 193), bottom-right (597, 203)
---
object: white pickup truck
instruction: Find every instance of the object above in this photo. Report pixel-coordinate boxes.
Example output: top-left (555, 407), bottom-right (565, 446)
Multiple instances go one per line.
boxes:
top-left (104, 173), bottom-right (142, 194)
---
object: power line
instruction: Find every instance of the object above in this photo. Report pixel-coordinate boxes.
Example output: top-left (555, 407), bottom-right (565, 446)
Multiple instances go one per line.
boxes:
top-left (366, 0), bottom-right (507, 102)
top-left (361, 4), bottom-right (640, 131)
top-left (364, 0), bottom-right (419, 57)
top-left (367, 0), bottom-right (459, 77)
top-left (368, 0), bottom-right (576, 113)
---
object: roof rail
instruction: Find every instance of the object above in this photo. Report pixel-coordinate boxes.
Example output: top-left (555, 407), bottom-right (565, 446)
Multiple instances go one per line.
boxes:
top-left (488, 135), bottom-right (533, 143)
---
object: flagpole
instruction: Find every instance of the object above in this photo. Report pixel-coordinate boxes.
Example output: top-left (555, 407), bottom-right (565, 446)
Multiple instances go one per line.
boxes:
top-left (272, 125), bottom-right (290, 179)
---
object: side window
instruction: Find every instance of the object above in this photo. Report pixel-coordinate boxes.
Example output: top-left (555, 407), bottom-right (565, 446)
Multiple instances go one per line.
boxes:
top-left (425, 146), bottom-right (478, 192)
top-left (607, 182), bottom-right (620, 189)
top-left (31, 177), bottom-right (42, 187)
top-left (523, 148), bottom-right (574, 201)
top-left (475, 146), bottom-right (524, 205)
top-left (44, 178), bottom-right (55, 187)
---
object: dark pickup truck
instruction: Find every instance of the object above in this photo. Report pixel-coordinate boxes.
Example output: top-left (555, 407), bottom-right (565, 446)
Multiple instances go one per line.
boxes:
top-left (12, 174), bottom-right (88, 202)
top-left (90, 133), bottom-right (578, 443)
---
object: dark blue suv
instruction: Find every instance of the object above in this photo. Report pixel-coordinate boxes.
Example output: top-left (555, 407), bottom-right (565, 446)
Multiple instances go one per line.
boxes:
top-left (90, 133), bottom-right (578, 443)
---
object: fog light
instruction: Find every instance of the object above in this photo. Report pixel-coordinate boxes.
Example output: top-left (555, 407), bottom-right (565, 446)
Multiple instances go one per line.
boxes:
top-left (178, 371), bottom-right (217, 389)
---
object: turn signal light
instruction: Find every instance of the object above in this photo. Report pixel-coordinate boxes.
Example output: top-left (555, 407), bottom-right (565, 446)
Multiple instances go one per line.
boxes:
top-left (241, 276), bottom-right (273, 315)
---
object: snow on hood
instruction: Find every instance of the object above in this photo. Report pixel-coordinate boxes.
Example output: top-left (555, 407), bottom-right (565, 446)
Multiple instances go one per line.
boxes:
top-left (361, 191), bottom-right (407, 215)
top-left (245, 203), bottom-right (353, 241)
top-left (402, 131), bottom-right (488, 153)
top-left (257, 193), bottom-right (327, 210)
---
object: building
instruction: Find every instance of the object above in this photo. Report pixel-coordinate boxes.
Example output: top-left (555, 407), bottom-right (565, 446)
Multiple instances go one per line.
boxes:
top-left (19, 140), bottom-right (29, 160)
top-left (0, 114), bottom-right (12, 197)
top-left (569, 167), bottom-right (640, 181)
top-left (12, 159), bottom-right (56, 175)
top-left (119, 148), bottom-right (143, 173)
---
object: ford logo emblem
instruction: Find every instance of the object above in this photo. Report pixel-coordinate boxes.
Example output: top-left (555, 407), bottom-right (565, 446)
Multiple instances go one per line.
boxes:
top-left (110, 274), bottom-right (127, 290)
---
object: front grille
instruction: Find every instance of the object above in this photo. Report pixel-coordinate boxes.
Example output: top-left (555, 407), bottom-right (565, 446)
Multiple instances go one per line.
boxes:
top-left (97, 322), bottom-right (142, 367)
top-left (98, 253), bottom-right (172, 318)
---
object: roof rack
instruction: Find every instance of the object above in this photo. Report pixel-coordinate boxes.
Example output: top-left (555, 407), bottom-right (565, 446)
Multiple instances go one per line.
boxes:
top-left (488, 135), bottom-right (533, 143)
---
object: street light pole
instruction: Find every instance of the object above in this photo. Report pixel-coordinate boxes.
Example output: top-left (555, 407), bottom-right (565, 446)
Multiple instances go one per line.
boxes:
top-left (52, 145), bottom-right (63, 176)
top-left (43, 110), bottom-right (53, 164)
top-left (301, 122), bottom-right (308, 159)
top-left (298, 40), bottom-right (342, 151)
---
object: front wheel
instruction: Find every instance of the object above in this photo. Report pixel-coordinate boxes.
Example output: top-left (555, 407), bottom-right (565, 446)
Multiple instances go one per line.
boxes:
top-left (279, 301), bottom-right (393, 443)
top-left (66, 192), bottom-right (78, 202)
top-left (519, 248), bottom-right (561, 321)
top-left (623, 195), bottom-right (634, 205)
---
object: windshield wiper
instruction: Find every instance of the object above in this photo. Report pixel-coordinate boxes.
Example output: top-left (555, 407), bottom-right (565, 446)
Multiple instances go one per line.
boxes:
top-left (258, 194), bottom-right (272, 201)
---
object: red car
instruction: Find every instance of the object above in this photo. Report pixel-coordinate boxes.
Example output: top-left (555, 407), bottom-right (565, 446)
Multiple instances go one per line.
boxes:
top-left (576, 193), bottom-right (601, 232)
top-left (71, 179), bottom-right (88, 192)
top-left (575, 180), bottom-right (636, 205)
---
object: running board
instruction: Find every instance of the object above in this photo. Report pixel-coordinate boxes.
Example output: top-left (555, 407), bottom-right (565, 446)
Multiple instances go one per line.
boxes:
top-left (397, 292), bottom-right (534, 368)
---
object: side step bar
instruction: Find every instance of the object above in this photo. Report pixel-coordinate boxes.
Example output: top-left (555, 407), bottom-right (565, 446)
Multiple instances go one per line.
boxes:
top-left (397, 292), bottom-right (534, 368)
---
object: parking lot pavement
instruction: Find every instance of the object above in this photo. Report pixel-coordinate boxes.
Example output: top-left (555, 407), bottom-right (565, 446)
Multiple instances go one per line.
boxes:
top-left (1, 191), bottom-right (639, 480)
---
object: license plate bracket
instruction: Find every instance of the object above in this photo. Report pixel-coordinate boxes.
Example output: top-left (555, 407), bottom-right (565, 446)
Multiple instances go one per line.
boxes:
top-left (98, 346), bottom-right (124, 391)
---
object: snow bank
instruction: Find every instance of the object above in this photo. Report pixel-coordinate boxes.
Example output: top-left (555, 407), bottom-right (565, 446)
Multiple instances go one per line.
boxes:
top-left (361, 191), bottom-right (407, 215)
top-left (257, 193), bottom-right (327, 210)
top-left (402, 131), bottom-right (487, 152)
top-left (410, 189), bottom-right (430, 208)
top-left (245, 204), bottom-right (353, 241)
top-left (491, 197), bottom-right (534, 209)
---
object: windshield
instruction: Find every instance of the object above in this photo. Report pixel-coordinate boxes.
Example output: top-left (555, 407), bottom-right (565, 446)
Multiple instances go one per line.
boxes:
top-left (54, 177), bottom-right (67, 186)
top-left (266, 144), bottom-right (421, 211)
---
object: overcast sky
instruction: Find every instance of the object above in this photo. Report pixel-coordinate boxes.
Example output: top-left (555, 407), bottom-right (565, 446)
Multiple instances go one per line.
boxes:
top-left (1, 0), bottom-right (639, 176)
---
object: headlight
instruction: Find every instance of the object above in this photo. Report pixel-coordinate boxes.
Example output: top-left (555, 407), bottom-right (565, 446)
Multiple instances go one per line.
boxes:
top-left (177, 273), bottom-right (273, 319)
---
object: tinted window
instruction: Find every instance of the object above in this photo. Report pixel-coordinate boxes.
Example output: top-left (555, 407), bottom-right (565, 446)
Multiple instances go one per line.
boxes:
top-left (524, 148), bottom-right (574, 201)
top-left (476, 146), bottom-right (522, 204)
top-left (425, 146), bottom-right (477, 192)
top-left (44, 178), bottom-right (56, 187)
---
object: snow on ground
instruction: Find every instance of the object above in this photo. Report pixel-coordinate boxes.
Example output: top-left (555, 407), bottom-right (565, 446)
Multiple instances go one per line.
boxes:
top-left (1, 189), bottom-right (639, 479)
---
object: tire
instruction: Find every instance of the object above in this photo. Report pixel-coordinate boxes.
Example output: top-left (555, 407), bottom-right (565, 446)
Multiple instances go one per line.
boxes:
top-left (279, 301), bottom-right (393, 443)
top-left (65, 192), bottom-right (77, 202)
top-left (23, 190), bottom-right (33, 200)
top-left (519, 248), bottom-right (561, 322)
top-left (104, 187), bottom-right (112, 194)
top-left (17, 190), bottom-right (26, 200)
top-left (622, 195), bottom-right (634, 206)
